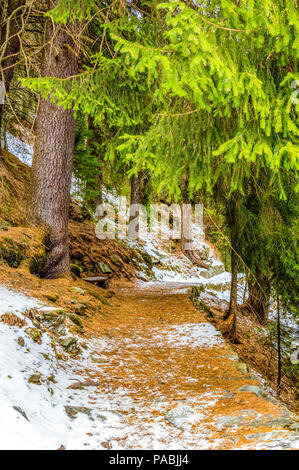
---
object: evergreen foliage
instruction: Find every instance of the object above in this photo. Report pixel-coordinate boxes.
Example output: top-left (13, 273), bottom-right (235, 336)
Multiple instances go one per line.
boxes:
top-left (21, 0), bottom-right (299, 311)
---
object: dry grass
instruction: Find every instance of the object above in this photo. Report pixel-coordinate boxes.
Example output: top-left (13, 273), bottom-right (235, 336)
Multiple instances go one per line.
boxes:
top-left (1, 313), bottom-right (27, 327)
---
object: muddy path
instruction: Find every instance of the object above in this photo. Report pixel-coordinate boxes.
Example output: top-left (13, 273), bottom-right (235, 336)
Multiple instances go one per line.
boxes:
top-left (76, 282), bottom-right (299, 450)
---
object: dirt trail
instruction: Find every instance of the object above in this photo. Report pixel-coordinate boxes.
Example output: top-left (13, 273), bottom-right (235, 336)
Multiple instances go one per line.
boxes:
top-left (79, 282), bottom-right (299, 450)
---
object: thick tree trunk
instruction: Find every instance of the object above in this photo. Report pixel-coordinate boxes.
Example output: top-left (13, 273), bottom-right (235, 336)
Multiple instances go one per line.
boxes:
top-left (28, 4), bottom-right (79, 278)
top-left (0, 0), bottom-right (22, 154)
top-left (244, 277), bottom-right (270, 324)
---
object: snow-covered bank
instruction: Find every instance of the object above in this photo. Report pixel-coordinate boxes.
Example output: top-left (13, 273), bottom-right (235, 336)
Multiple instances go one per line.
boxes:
top-left (0, 285), bottom-right (120, 449)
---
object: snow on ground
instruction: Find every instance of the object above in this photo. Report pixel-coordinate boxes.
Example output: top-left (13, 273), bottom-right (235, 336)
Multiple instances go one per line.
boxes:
top-left (6, 133), bottom-right (33, 166)
top-left (0, 285), bottom-right (43, 313)
top-left (159, 323), bottom-right (223, 349)
top-left (0, 285), bottom-right (226, 449)
top-left (1, 285), bottom-right (298, 450)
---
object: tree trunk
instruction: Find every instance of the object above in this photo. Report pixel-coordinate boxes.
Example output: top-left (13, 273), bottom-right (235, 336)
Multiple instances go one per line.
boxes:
top-left (0, 0), bottom-right (22, 153)
top-left (277, 296), bottom-right (282, 396)
top-left (128, 171), bottom-right (143, 239)
top-left (130, 172), bottom-right (142, 217)
top-left (225, 247), bottom-right (238, 341)
top-left (0, 105), bottom-right (5, 151)
top-left (244, 277), bottom-right (270, 324)
top-left (180, 177), bottom-right (209, 269)
top-left (28, 4), bottom-right (79, 278)
top-left (87, 116), bottom-right (103, 208)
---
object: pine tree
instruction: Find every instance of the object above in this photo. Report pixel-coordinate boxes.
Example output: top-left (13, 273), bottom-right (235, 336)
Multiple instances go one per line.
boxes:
top-left (28, 0), bottom-right (81, 278)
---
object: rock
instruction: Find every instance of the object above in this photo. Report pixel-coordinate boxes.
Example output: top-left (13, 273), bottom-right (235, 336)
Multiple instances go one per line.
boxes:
top-left (45, 294), bottom-right (59, 303)
top-left (67, 379), bottom-right (100, 390)
top-left (17, 336), bottom-right (25, 347)
top-left (237, 362), bottom-right (249, 374)
top-left (40, 312), bottom-right (66, 336)
top-left (83, 276), bottom-right (110, 288)
top-left (65, 406), bottom-right (92, 419)
top-left (69, 313), bottom-right (83, 328)
top-left (110, 255), bottom-right (123, 267)
top-left (28, 374), bottom-right (42, 385)
top-left (64, 406), bottom-right (122, 423)
top-left (25, 327), bottom-right (42, 344)
top-left (13, 406), bottom-right (29, 421)
top-left (239, 385), bottom-right (263, 398)
top-left (98, 262), bottom-right (112, 274)
top-left (164, 406), bottom-right (193, 429)
top-left (74, 304), bottom-right (88, 316)
top-left (60, 337), bottom-right (81, 355)
top-left (200, 264), bottom-right (225, 279)
top-left (71, 287), bottom-right (85, 295)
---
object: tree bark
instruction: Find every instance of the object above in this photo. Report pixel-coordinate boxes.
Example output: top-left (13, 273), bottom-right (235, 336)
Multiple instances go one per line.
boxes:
top-left (130, 172), bottom-right (142, 217)
top-left (87, 116), bottom-right (103, 208)
top-left (224, 247), bottom-right (238, 341)
top-left (28, 3), bottom-right (79, 278)
top-left (244, 277), bottom-right (270, 324)
top-left (181, 202), bottom-right (209, 269)
top-left (277, 296), bottom-right (281, 396)
top-left (128, 171), bottom-right (143, 239)
top-left (180, 176), bottom-right (209, 269)
top-left (0, 0), bottom-right (22, 153)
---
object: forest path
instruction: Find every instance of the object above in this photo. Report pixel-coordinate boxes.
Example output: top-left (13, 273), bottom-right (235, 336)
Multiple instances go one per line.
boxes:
top-left (79, 282), bottom-right (299, 450)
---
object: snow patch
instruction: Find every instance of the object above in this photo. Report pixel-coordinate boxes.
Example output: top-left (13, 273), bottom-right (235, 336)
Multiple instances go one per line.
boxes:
top-left (6, 133), bottom-right (33, 166)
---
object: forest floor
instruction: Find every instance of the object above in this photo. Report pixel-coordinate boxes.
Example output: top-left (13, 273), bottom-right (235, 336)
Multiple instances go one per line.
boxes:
top-left (76, 281), bottom-right (299, 450)
top-left (0, 142), bottom-right (298, 450)
top-left (1, 273), bottom-right (298, 450)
